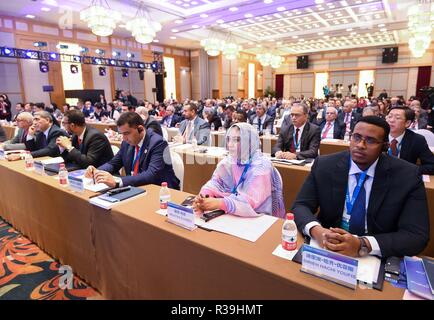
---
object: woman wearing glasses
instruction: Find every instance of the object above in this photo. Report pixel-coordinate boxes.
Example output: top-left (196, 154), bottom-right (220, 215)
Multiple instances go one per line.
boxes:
top-left (193, 122), bottom-right (286, 218)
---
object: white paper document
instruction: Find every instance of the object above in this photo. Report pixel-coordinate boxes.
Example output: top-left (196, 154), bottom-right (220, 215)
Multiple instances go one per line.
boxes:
top-left (270, 158), bottom-right (305, 165)
top-left (195, 214), bottom-right (278, 242)
top-left (309, 238), bottom-right (381, 284)
top-left (272, 244), bottom-right (299, 261)
top-left (423, 175), bottom-right (431, 183)
top-left (82, 177), bottom-right (110, 192)
top-left (40, 157), bottom-right (64, 165)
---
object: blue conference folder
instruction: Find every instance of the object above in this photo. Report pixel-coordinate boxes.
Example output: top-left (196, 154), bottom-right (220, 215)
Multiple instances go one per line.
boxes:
top-left (404, 256), bottom-right (434, 300)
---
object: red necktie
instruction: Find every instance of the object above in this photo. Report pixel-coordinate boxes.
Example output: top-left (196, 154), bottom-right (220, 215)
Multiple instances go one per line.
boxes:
top-left (77, 138), bottom-right (82, 147)
top-left (390, 139), bottom-right (398, 156)
top-left (133, 146), bottom-right (140, 175)
top-left (322, 122), bottom-right (332, 139)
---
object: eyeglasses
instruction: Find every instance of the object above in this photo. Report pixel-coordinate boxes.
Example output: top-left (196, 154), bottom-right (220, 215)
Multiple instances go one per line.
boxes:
top-left (226, 136), bottom-right (241, 143)
top-left (385, 114), bottom-right (404, 121)
top-left (351, 133), bottom-right (383, 145)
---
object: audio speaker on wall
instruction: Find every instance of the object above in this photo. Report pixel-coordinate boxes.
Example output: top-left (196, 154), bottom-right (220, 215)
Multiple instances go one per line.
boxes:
top-left (382, 47), bottom-right (398, 63)
top-left (296, 55), bottom-right (309, 69)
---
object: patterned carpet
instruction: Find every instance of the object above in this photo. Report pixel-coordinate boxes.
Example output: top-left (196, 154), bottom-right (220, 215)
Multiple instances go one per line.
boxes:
top-left (0, 217), bottom-right (101, 300)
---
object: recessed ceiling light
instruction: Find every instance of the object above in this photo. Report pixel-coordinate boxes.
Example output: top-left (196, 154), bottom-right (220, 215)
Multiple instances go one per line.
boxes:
top-left (153, 39), bottom-right (159, 43)
top-left (41, 7), bottom-right (51, 12)
top-left (191, 1), bottom-right (198, 4)
top-left (248, 42), bottom-right (254, 45)
top-left (245, 13), bottom-right (253, 18)
top-left (378, 24), bottom-right (385, 28)
top-left (183, 3), bottom-right (190, 7)
top-left (346, 28), bottom-right (353, 31)
top-left (277, 6), bottom-right (286, 11)
top-left (175, 20), bottom-right (183, 24)
top-left (175, 0), bottom-right (182, 4)
top-left (315, 0), bottom-right (324, 3)
top-left (229, 7), bottom-right (238, 12)
top-left (171, 29), bottom-right (178, 32)
top-left (264, 0), bottom-right (273, 3)
top-left (216, 19), bottom-right (225, 24)
top-left (200, 14), bottom-right (208, 18)
top-left (292, 35), bottom-right (298, 39)
top-left (25, 14), bottom-right (35, 19)
top-left (170, 36), bottom-right (177, 39)
top-left (119, 24), bottom-right (126, 28)
top-left (318, 32), bottom-right (324, 35)
top-left (192, 25), bottom-right (200, 28)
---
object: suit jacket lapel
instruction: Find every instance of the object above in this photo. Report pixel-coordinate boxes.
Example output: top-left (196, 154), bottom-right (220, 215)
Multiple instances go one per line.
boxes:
top-left (399, 130), bottom-right (411, 160)
top-left (125, 144), bottom-right (135, 174)
top-left (332, 152), bottom-right (350, 226)
top-left (300, 122), bottom-right (309, 150)
top-left (367, 154), bottom-right (390, 232)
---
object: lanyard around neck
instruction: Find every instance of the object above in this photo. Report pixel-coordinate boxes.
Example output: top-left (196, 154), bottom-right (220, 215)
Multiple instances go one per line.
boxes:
top-left (345, 171), bottom-right (368, 215)
top-left (231, 160), bottom-right (251, 194)
top-left (293, 128), bottom-right (301, 150)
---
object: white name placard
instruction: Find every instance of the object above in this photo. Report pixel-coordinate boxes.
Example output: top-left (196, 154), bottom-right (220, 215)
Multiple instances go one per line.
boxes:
top-left (167, 202), bottom-right (196, 231)
top-left (301, 244), bottom-right (358, 289)
top-left (68, 175), bottom-right (84, 193)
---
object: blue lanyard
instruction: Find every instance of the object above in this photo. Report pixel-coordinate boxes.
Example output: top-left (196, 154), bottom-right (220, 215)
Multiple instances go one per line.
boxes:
top-left (387, 142), bottom-right (401, 156)
top-left (345, 171), bottom-right (368, 215)
top-left (293, 130), bottom-right (300, 150)
top-left (231, 160), bottom-right (251, 194)
top-left (131, 143), bottom-right (145, 172)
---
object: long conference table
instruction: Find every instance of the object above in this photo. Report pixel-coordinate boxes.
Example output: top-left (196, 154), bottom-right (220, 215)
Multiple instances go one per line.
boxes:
top-left (0, 158), bottom-right (406, 299)
top-left (168, 145), bottom-right (434, 258)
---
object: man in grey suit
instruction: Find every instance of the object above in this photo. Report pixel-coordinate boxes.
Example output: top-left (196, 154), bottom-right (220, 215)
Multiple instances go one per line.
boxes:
top-left (4, 112), bottom-right (33, 144)
top-left (174, 102), bottom-right (210, 146)
top-left (273, 104), bottom-right (321, 160)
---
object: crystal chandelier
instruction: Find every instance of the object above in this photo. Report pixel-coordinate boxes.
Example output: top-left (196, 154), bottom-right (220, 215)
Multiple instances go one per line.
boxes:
top-left (126, 1), bottom-right (161, 44)
top-left (270, 54), bottom-right (284, 69)
top-left (80, 0), bottom-right (121, 37)
top-left (222, 33), bottom-right (242, 60)
top-left (256, 52), bottom-right (273, 66)
top-left (200, 36), bottom-right (225, 57)
top-left (407, 3), bottom-right (434, 58)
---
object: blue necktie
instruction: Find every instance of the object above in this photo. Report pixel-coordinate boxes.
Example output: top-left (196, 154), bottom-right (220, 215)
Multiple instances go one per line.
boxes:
top-left (257, 117), bottom-right (262, 132)
top-left (349, 173), bottom-right (367, 236)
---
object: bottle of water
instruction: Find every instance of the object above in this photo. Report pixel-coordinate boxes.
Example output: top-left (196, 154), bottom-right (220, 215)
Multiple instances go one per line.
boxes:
top-left (210, 123), bottom-right (215, 131)
top-left (344, 130), bottom-right (350, 142)
top-left (24, 151), bottom-right (34, 171)
top-left (282, 213), bottom-right (297, 251)
top-left (159, 182), bottom-right (171, 209)
top-left (58, 163), bottom-right (69, 187)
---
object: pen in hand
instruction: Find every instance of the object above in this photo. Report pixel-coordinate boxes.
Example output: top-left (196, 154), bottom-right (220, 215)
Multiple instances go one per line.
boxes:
top-left (92, 167), bottom-right (96, 185)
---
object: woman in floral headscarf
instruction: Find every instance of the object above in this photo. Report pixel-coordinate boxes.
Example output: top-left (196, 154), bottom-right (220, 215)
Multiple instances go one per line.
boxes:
top-left (193, 122), bottom-right (286, 218)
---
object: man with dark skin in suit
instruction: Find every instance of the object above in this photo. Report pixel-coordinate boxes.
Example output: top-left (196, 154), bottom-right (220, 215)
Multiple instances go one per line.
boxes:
top-left (310, 121), bottom-right (387, 257)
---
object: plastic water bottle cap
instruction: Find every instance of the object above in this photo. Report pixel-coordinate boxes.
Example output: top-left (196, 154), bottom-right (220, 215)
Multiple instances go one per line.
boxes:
top-left (161, 182), bottom-right (168, 187)
top-left (286, 213), bottom-right (294, 220)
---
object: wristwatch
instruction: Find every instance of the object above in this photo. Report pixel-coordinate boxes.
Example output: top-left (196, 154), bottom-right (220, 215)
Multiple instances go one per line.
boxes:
top-left (358, 236), bottom-right (369, 257)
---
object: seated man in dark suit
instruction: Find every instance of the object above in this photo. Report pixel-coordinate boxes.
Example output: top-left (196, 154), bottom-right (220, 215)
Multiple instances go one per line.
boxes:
top-left (3, 112), bottom-right (33, 144)
top-left (7, 111), bottom-right (67, 160)
top-left (174, 102), bottom-right (210, 145)
top-left (319, 106), bottom-right (345, 140)
top-left (203, 107), bottom-right (222, 131)
top-left (338, 100), bottom-right (360, 135)
top-left (273, 104), bottom-right (320, 160)
top-left (56, 109), bottom-right (114, 169)
top-left (93, 102), bottom-right (109, 121)
top-left (136, 107), bottom-right (163, 137)
top-left (386, 106), bottom-right (434, 175)
top-left (85, 112), bottom-right (180, 189)
top-left (249, 102), bottom-right (274, 135)
top-left (292, 116), bottom-right (429, 258)
top-left (409, 101), bottom-right (428, 130)
top-left (160, 105), bottom-right (181, 128)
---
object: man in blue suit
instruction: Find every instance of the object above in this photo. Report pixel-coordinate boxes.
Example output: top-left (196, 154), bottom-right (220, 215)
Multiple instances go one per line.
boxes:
top-left (85, 112), bottom-right (180, 189)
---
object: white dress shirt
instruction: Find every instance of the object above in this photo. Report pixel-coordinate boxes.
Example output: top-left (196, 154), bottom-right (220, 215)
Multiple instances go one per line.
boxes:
top-left (115, 135), bottom-right (145, 187)
top-left (321, 121), bottom-right (335, 140)
top-left (304, 158), bottom-right (382, 257)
